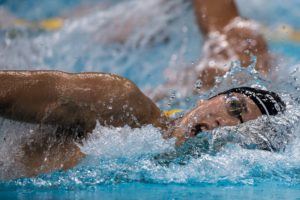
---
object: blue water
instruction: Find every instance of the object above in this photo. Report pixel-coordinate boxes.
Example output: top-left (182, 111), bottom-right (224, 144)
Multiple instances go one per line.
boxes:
top-left (1, 183), bottom-right (300, 200)
top-left (1, 0), bottom-right (300, 199)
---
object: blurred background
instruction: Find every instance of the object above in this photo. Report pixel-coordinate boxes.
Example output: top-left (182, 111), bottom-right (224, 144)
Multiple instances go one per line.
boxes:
top-left (1, 0), bottom-right (300, 91)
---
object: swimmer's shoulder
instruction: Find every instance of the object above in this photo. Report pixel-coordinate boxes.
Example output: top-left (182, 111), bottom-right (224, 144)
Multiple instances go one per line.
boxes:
top-left (0, 70), bottom-right (127, 81)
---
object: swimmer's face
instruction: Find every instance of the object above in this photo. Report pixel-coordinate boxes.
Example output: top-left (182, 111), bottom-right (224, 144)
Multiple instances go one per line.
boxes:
top-left (172, 93), bottom-right (262, 146)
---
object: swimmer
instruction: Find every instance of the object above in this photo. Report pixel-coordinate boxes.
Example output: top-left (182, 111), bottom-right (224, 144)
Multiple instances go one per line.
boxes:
top-left (0, 70), bottom-right (285, 178)
top-left (150, 0), bottom-right (272, 100)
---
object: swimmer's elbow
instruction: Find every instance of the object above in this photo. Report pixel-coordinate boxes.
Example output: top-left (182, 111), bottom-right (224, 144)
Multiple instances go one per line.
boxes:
top-left (120, 78), bottom-right (165, 128)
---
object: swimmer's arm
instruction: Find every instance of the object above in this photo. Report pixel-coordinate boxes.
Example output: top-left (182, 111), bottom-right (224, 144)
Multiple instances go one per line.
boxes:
top-left (193, 0), bottom-right (239, 35)
top-left (0, 71), bottom-right (58, 121)
top-left (0, 71), bottom-right (166, 131)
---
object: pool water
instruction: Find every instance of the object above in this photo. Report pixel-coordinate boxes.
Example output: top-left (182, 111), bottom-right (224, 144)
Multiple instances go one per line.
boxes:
top-left (1, 0), bottom-right (300, 199)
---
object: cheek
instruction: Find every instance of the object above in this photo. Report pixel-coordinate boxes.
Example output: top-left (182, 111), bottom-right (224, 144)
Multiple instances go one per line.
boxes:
top-left (218, 115), bottom-right (240, 126)
top-left (244, 109), bottom-right (261, 121)
top-left (213, 107), bottom-right (241, 126)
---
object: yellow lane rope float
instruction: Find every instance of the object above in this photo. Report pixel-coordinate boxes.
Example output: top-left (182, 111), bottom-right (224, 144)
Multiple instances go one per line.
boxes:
top-left (13, 17), bottom-right (64, 31)
top-left (163, 109), bottom-right (183, 118)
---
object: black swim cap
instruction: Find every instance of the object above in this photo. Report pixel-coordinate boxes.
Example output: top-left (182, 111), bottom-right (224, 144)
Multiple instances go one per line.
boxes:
top-left (216, 87), bottom-right (286, 116)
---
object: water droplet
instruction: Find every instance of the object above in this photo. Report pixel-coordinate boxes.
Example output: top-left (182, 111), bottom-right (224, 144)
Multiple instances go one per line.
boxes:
top-left (194, 79), bottom-right (202, 90)
top-left (182, 26), bottom-right (188, 33)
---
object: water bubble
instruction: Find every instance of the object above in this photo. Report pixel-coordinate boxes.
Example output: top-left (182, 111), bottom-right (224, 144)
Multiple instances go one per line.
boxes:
top-left (182, 26), bottom-right (188, 33)
top-left (122, 104), bottom-right (128, 110)
top-left (194, 79), bottom-right (202, 90)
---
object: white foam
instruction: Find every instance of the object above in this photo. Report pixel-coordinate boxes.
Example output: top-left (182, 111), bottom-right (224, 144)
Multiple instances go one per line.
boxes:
top-left (0, 118), bottom-right (38, 179)
top-left (79, 122), bottom-right (175, 158)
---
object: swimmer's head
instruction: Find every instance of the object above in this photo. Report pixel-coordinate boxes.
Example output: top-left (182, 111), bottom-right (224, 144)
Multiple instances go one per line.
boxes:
top-left (215, 87), bottom-right (286, 116)
top-left (171, 87), bottom-right (286, 146)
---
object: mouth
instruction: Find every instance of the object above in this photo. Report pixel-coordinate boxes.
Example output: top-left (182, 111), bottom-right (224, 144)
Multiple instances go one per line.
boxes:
top-left (190, 124), bottom-right (203, 136)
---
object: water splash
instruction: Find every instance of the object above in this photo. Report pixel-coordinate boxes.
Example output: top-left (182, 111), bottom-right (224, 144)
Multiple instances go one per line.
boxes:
top-left (79, 122), bottom-right (175, 158)
top-left (1, 95), bottom-right (300, 188)
top-left (0, 118), bottom-right (52, 180)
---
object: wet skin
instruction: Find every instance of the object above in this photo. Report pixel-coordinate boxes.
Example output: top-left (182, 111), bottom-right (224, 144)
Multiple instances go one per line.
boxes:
top-left (170, 93), bottom-right (262, 146)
